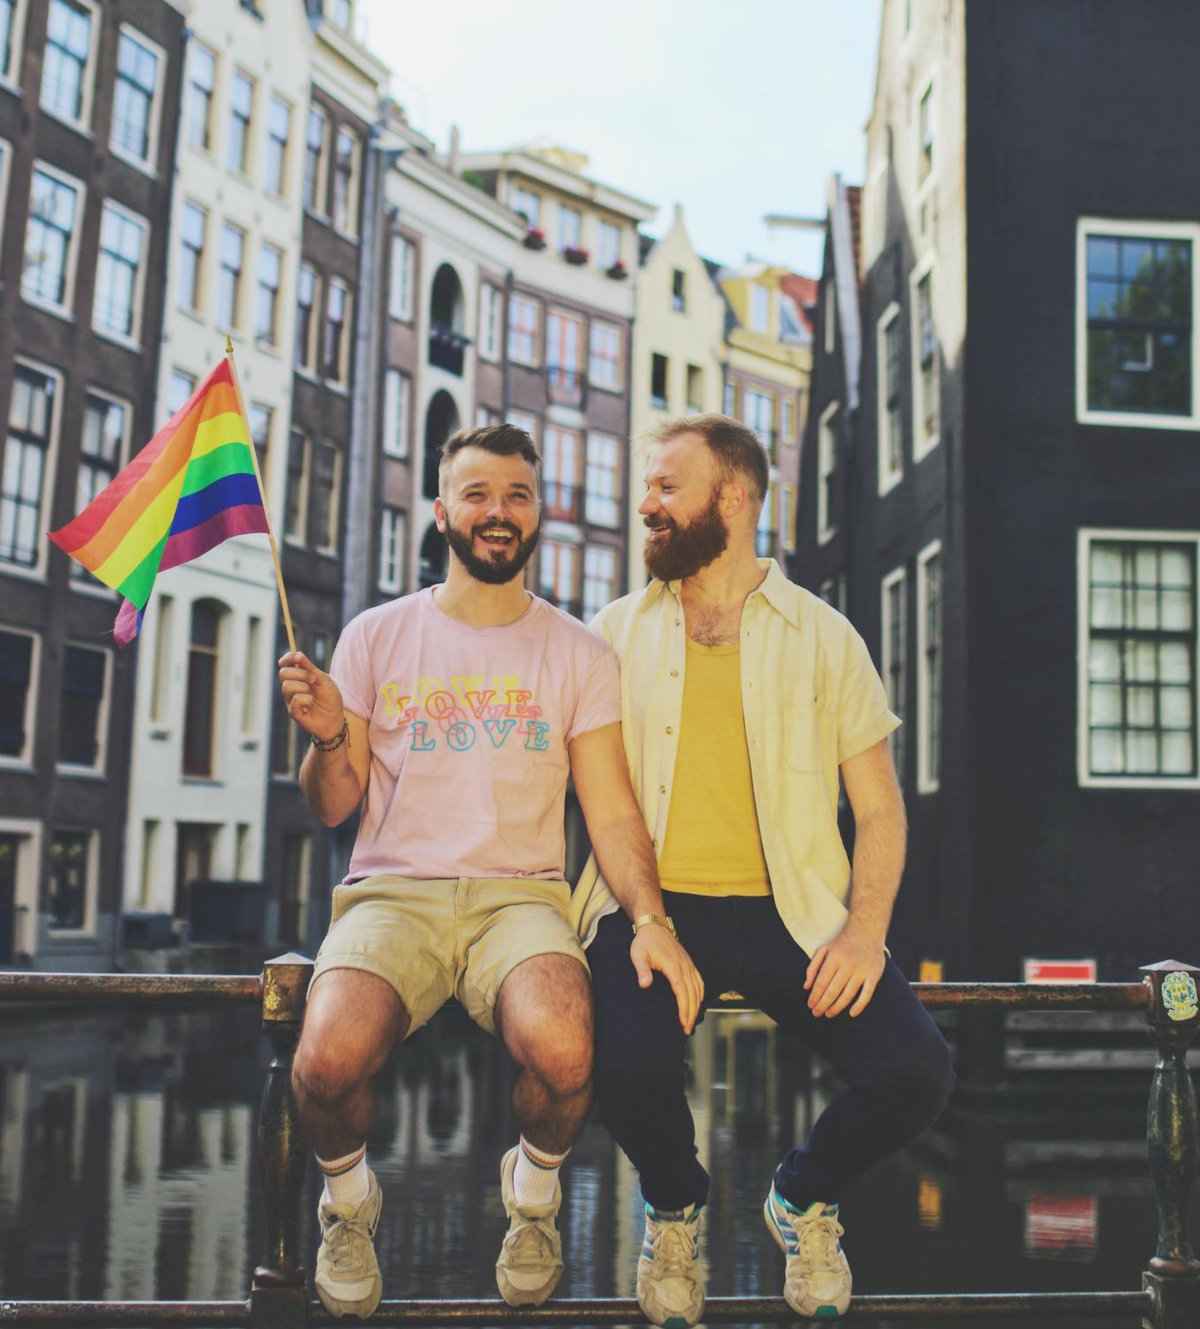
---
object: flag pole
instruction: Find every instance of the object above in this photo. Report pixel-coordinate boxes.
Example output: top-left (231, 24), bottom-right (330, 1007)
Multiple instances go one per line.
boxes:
top-left (224, 337), bottom-right (297, 654)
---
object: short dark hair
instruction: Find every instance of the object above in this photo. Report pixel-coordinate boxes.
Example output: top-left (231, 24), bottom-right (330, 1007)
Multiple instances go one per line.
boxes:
top-left (654, 413), bottom-right (768, 503)
top-left (438, 423), bottom-right (541, 491)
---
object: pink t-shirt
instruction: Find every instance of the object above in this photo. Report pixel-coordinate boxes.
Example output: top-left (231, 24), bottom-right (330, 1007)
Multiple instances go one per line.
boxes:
top-left (330, 588), bottom-right (621, 882)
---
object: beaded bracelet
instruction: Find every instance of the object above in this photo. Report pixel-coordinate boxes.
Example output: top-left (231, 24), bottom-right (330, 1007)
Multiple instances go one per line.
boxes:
top-left (310, 719), bottom-right (349, 752)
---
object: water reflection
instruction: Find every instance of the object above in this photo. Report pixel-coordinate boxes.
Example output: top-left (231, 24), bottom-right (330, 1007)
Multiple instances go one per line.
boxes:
top-left (0, 1002), bottom-right (1193, 1327)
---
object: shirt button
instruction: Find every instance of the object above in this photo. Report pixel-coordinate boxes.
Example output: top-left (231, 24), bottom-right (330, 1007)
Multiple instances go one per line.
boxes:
top-left (670, 669), bottom-right (679, 678)
top-left (666, 726), bottom-right (674, 735)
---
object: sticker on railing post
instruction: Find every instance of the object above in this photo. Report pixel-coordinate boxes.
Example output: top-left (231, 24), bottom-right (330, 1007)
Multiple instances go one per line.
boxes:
top-left (1161, 970), bottom-right (1199, 1022)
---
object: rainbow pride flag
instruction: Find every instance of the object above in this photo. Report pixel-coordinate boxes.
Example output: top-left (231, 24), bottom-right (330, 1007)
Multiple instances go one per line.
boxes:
top-left (50, 358), bottom-right (268, 645)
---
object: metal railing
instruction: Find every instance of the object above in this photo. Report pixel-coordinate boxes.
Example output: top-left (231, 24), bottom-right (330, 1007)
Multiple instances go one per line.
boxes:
top-left (0, 959), bottom-right (1197, 1327)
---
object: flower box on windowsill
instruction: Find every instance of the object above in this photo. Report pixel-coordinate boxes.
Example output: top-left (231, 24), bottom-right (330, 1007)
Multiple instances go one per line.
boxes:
top-left (523, 228), bottom-right (546, 251)
top-left (606, 261), bottom-right (629, 280)
top-left (563, 245), bottom-right (590, 266)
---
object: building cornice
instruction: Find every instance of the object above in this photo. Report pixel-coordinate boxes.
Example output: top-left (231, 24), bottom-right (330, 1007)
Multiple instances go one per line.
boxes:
top-left (458, 149), bottom-right (656, 223)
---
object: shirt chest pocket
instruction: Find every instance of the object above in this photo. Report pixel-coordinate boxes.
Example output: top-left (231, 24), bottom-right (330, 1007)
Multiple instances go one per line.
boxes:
top-left (782, 695), bottom-right (836, 773)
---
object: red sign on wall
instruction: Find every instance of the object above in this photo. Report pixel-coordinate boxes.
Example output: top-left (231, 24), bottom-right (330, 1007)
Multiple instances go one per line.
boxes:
top-left (1023, 958), bottom-right (1098, 984)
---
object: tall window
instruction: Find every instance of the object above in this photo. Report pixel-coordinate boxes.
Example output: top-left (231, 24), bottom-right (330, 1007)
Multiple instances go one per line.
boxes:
top-left (882, 566), bottom-right (907, 781)
top-left (584, 545), bottom-right (618, 620)
top-left (511, 184), bottom-right (540, 228)
top-left (0, 628), bottom-right (35, 761)
top-left (23, 167), bottom-right (81, 311)
top-left (918, 82), bottom-right (934, 185)
top-left (558, 205), bottom-right (582, 252)
top-left (112, 29), bottom-right (160, 167)
top-left (148, 595), bottom-right (173, 723)
top-left (724, 380), bottom-right (737, 416)
top-left (781, 395), bottom-right (794, 441)
top-left (383, 369), bottom-right (410, 459)
top-left (255, 242), bottom-right (282, 345)
top-left (589, 321), bottom-right (623, 391)
top-left (508, 293), bottom-right (539, 366)
top-left (183, 600), bottom-right (222, 777)
top-left (284, 430), bottom-right (308, 542)
top-left (818, 403), bottom-right (838, 543)
top-left (1080, 222), bottom-right (1194, 426)
top-left (543, 427), bottom-right (582, 522)
top-left (304, 104), bottom-right (328, 212)
top-left (310, 440), bottom-right (341, 553)
top-left (94, 203), bottom-right (147, 342)
top-left (586, 432), bottom-right (621, 528)
top-left (878, 303), bottom-right (904, 492)
top-left (539, 541), bottom-right (581, 617)
top-left (228, 71), bottom-right (255, 174)
top-left (186, 42), bottom-right (216, 151)
top-left (73, 394), bottom-right (126, 581)
top-left (264, 95), bottom-right (291, 195)
top-left (687, 364), bottom-right (704, 412)
top-left (58, 643), bottom-right (107, 769)
top-left (672, 268), bottom-right (686, 312)
top-left (547, 311), bottom-right (584, 404)
top-left (41, 0), bottom-right (92, 125)
top-left (911, 265), bottom-right (938, 455)
top-left (248, 402), bottom-right (271, 480)
top-left (750, 284), bottom-right (770, 334)
top-left (46, 829), bottom-right (92, 931)
top-left (1, 365), bottom-right (56, 569)
top-left (756, 480), bottom-right (775, 557)
top-left (651, 353), bottom-right (668, 410)
top-left (379, 506), bottom-right (405, 593)
top-left (295, 261), bottom-right (319, 371)
top-left (389, 235), bottom-right (414, 320)
top-left (1082, 534), bottom-right (1197, 784)
top-left (917, 542), bottom-right (942, 793)
top-left (332, 127), bottom-right (359, 233)
top-left (479, 284), bottom-right (501, 361)
top-left (166, 368), bottom-right (195, 415)
top-left (217, 223), bottom-right (245, 331)
top-left (323, 279), bottom-right (350, 383)
top-left (0, 0), bottom-right (18, 85)
top-left (178, 201), bottom-right (206, 312)
top-left (596, 220), bottom-right (620, 270)
top-left (744, 389), bottom-right (773, 452)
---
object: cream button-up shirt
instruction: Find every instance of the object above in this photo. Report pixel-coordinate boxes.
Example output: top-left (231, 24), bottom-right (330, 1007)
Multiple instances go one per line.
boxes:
top-left (569, 560), bottom-right (901, 956)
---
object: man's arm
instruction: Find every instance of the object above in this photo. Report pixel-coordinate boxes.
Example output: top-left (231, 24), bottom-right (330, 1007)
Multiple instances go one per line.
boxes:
top-left (805, 737), bottom-right (907, 1018)
top-left (569, 721), bottom-right (704, 1032)
top-left (278, 650), bottom-right (370, 827)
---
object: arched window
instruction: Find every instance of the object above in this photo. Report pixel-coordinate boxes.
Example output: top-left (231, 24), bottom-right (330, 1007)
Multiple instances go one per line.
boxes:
top-left (429, 263), bottom-right (467, 375)
top-left (182, 599), bottom-right (226, 777)
top-left (422, 390), bottom-right (460, 500)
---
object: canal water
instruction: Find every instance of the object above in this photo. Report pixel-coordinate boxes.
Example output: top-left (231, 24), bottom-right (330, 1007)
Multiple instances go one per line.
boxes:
top-left (0, 1002), bottom-right (1193, 1326)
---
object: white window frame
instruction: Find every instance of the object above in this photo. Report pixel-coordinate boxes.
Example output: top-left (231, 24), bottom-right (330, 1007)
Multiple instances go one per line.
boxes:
top-left (56, 640), bottom-right (111, 776)
top-left (0, 624), bottom-right (39, 768)
top-left (909, 253), bottom-right (939, 460)
top-left (510, 183), bottom-right (541, 229)
top-left (583, 543), bottom-right (618, 620)
top-left (311, 440), bottom-right (342, 555)
top-left (914, 72), bottom-right (935, 200)
top-left (817, 400), bottom-right (838, 545)
top-left (478, 283), bottom-right (501, 362)
top-left (916, 539), bottom-right (942, 794)
top-left (881, 564), bottom-right (908, 779)
top-left (382, 368), bottom-right (410, 459)
top-left (332, 125), bottom-right (360, 237)
top-left (389, 234), bottom-right (414, 321)
top-left (303, 102), bottom-right (329, 217)
top-left (596, 219), bottom-right (620, 270)
top-left (379, 505), bottom-right (405, 593)
top-left (781, 483), bottom-right (797, 555)
top-left (750, 283), bottom-right (770, 334)
top-left (585, 430), bottom-right (621, 529)
top-left (71, 386), bottom-right (130, 599)
top-left (1075, 217), bottom-right (1200, 431)
top-left (216, 220), bottom-right (246, 333)
top-left (589, 319), bottom-right (623, 391)
top-left (110, 24), bottom-right (166, 175)
top-left (0, 0), bottom-right (29, 92)
top-left (1077, 527), bottom-right (1200, 789)
top-left (324, 277), bottom-right (351, 386)
top-left (264, 93), bottom-right (292, 197)
top-left (185, 39), bottom-right (217, 155)
top-left (227, 67), bottom-right (256, 177)
top-left (877, 301), bottom-right (904, 494)
top-left (2, 357), bottom-right (64, 582)
top-left (22, 160), bottom-right (85, 321)
top-left (45, 825), bottom-right (99, 937)
top-left (40, 0), bottom-right (99, 134)
top-left (508, 292), bottom-right (540, 368)
top-left (92, 198), bottom-right (149, 349)
top-left (255, 239), bottom-right (283, 347)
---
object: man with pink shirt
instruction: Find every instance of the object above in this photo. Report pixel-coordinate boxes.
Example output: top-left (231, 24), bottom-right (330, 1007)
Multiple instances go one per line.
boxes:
top-left (277, 423), bottom-right (702, 1319)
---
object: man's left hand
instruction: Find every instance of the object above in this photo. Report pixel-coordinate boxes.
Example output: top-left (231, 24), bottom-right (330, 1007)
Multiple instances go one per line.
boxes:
top-left (805, 925), bottom-right (886, 1019)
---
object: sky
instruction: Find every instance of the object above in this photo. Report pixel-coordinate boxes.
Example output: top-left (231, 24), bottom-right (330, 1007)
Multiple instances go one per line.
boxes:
top-left (357, 1), bottom-right (883, 277)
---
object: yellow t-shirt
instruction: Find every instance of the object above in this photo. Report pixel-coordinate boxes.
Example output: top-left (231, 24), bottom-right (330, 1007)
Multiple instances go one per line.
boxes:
top-left (657, 638), bottom-right (771, 896)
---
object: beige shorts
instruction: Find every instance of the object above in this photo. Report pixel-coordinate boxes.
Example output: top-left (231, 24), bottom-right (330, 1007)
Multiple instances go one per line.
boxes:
top-left (311, 875), bottom-right (587, 1035)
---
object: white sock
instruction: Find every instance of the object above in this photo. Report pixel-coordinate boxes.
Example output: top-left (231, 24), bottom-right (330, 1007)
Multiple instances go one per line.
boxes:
top-left (318, 1144), bottom-right (370, 1208)
top-left (513, 1136), bottom-right (568, 1208)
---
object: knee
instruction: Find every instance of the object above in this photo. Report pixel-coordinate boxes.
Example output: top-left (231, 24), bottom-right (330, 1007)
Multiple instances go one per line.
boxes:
top-left (293, 1036), bottom-right (380, 1106)
top-left (884, 1029), bottom-right (955, 1125)
top-left (533, 1026), bottom-right (593, 1100)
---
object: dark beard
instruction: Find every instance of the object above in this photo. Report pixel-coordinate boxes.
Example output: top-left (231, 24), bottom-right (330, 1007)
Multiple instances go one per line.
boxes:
top-left (643, 491), bottom-right (728, 581)
top-left (444, 515), bottom-right (542, 585)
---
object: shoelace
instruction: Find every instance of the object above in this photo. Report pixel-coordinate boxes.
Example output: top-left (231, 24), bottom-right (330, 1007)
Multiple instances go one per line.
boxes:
top-left (649, 1219), bottom-right (699, 1278)
top-left (504, 1214), bottom-right (559, 1268)
top-left (793, 1213), bottom-right (845, 1271)
top-left (324, 1212), bottom-right (376, 1275)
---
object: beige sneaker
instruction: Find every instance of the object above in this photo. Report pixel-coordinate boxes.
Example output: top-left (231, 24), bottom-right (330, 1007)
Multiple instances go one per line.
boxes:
top-left (763, 1183), bottom-right (851, 1318)
top-left (315, 1169), bottom-right (383, 1318)
top-left (495, 1145), bottom-right (564, 1306)
top-left (636, 1203), bottom-right (706, 1328)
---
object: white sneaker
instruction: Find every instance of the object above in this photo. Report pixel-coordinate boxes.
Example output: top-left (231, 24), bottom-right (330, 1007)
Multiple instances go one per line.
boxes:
top-left (315, 1168), bottom-right (383, 1318)
top-left (637, 1203), bottom-right (706, 1328)
top-left (763, 1183), bottom-right (851, 1318)
top-left (496, 1145), bottom-right (564, 1306)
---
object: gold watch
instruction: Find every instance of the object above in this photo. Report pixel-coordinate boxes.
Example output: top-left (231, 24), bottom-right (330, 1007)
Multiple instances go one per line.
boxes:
top-left (632, 913), bottom-right (677, 938)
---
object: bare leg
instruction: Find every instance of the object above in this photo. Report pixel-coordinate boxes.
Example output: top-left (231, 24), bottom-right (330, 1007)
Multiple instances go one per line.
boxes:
top-left (292, 968), bottom-right (409, 1159)
top-left (495, 953), bottom-right (593, 1154)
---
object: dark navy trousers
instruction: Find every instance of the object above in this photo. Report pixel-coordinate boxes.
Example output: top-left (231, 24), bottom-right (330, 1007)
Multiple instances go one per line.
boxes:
top-left (590, 892), bottom-right (955, 1211)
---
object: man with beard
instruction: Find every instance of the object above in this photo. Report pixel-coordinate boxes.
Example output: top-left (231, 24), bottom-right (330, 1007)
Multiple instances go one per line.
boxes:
top-left (571, 416), bottom-right (954, 1326)
top-left (277, 424), bottom-right (702, 1319)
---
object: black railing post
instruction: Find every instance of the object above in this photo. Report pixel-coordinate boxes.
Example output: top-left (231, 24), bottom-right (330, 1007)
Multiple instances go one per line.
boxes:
top-left (1140, 959), bottom-right (1200, 1329)
top-left (251, 951), bottom-right (314, 1328)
